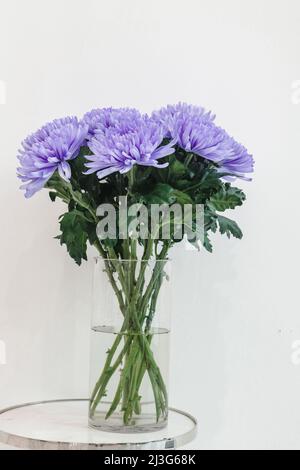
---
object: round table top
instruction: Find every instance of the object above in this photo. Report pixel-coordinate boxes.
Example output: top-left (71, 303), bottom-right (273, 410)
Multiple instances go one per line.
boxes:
top-left (0, 399), bottom-right (197, 450)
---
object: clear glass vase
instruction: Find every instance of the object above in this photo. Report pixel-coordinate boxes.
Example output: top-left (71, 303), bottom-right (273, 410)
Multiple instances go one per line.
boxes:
top-left (89, 257), bottom-right (171, 433)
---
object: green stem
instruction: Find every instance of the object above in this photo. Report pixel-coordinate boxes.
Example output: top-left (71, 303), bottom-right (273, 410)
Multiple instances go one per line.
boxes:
top-left (89, 319), bottom-right (132, 413)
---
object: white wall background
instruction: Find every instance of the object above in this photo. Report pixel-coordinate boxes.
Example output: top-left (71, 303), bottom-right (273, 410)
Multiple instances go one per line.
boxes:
top-left (0, 0), bottom-right (300, 450)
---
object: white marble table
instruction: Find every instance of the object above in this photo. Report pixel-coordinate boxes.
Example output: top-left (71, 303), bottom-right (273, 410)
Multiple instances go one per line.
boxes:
top-left (0, 399), bottom-right (197, 450)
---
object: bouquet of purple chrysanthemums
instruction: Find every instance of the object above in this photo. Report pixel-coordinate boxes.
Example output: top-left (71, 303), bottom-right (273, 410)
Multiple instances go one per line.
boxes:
top-left (17, 103), bottom-right (253, 429)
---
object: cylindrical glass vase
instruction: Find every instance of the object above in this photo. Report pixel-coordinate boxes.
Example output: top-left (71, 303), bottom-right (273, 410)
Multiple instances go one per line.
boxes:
top-left (89, 257), bottom-right (171, 433)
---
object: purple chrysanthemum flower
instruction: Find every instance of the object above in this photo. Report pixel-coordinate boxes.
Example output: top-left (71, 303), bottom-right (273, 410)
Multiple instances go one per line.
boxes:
top-left (17, 117), bottom-right (88, 198)
top-left (152, 103), bottom-right (254, 180)
top-left (85, 116), bottom-right (175, 179)
top-left (152, 102), bottom-right (215, 138)
top-left (83, 107), bottom-right (143, 136)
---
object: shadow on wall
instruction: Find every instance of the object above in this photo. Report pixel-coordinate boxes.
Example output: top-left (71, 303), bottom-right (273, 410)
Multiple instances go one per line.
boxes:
top-left (170, 240), bottom-right (241, 446)
top-left (2, 206), bottom-right (93, 402)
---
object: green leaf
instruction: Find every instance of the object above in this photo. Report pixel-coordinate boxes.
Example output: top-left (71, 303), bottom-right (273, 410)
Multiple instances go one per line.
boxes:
top-left (142, 183), bottom-right (177, 204)
top-left (49, 192), bottom-right (57, 202)
top-left (68, 199), bottom-right (75, 211)
top-left (217, 215), bottom-right (243, 239)
top-left (173, 189), bottom-right (193, 205)
top-left (204, 210), bottom-right (218, 233)
top-left (142, 183), bottom-right (192, 205)
top-left (208, 186), bottom-right (246, 212)
top-left (173, 179), bottom-right (193, 190)
top-left (168, 158), bottom-right (188, 180)
top-left (184, 167), bottom-right (225, 204)
top-left (203, 233), bottom-right (213, 252)
top-left (58, 211), bottom-right (90, 265)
